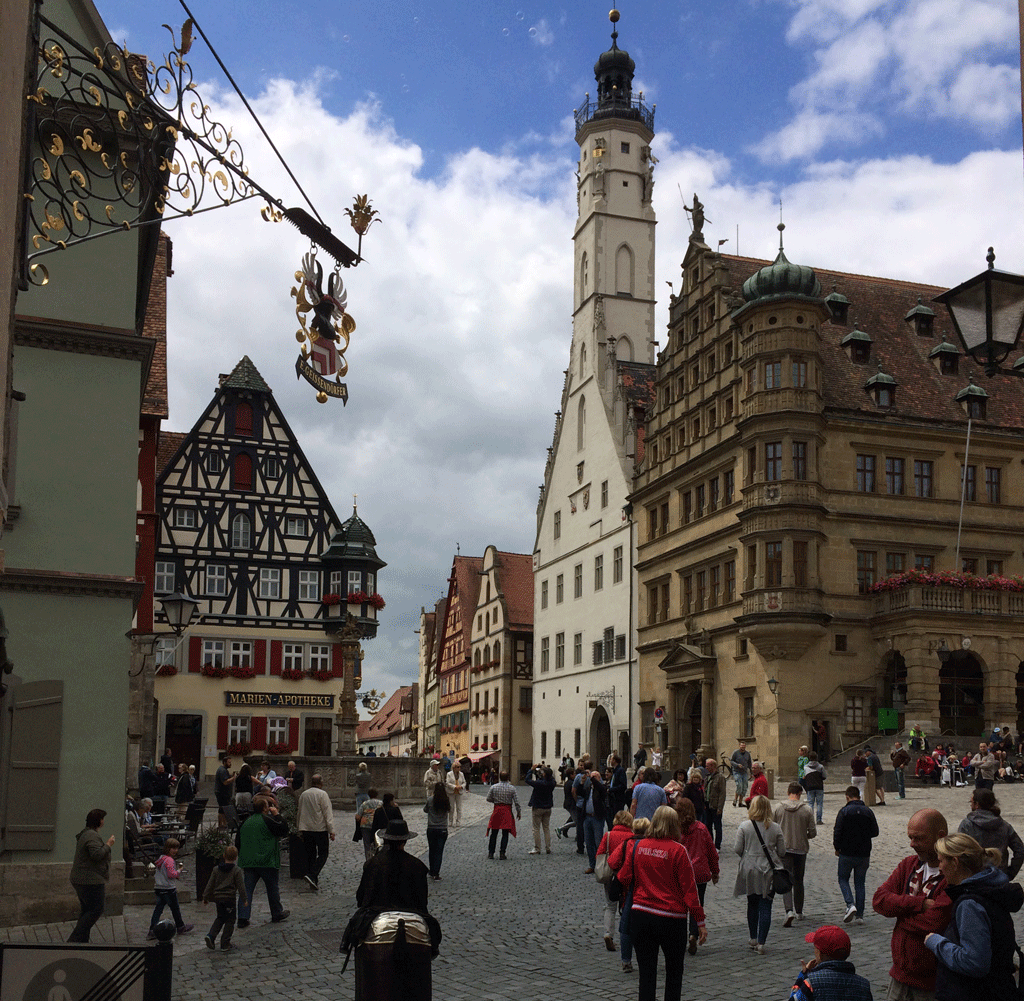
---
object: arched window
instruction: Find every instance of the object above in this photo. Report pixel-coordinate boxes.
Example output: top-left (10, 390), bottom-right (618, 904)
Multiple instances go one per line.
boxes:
top-left (580, 251), bottom-right (589, 301)
top-left (235, 402), bottom-right (253, 437)
top-left (581, 341), bottom-right (587, 375)
top-left (474, 649), bottom-right (481, 667)
top-left (484, 644), bottom-right (491, 664)
top-left (493, 640), bottom-right (501, 663)
top-left (485, 611), bottom-right (490, 631)
top-left (233, 453), bottom-right (252, 490)
top-left (617, 335), bottom-right (634, 361)
top-left (577, 395), bottom-right (586, 451)
top-left (231, 513), bottom-right (251, 549)
top-left (615, 243), bottom-right (634, 296)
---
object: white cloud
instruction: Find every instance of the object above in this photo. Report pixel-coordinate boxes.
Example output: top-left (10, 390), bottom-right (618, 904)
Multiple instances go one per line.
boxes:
top-left (757, 0), bottom-right (1020, 161)
top-left (158, 71), bottom-right (1024, 698)
top-left (530, 18), bottom-right (555, 47)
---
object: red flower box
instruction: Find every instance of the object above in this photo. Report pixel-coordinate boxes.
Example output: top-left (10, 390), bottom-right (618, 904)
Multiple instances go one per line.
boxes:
top-left (155, 664), bottom-right (177, 677)
top-left (490, 741), bottom-right (498, 749)
top-left (266, 741), bottom-right (292, 755)
top-left (282, 667), bottom-right (304, 681)
top-left (310, 669), bottom-right (332, 682)
top-left (228, 664), bottom-right (256, 680)
top-left (201, 663), bottom-right (227, 679)
top-left (322, 593), bottom-right (343, 606)
top-left (227, 741), bottom-right (251, 755)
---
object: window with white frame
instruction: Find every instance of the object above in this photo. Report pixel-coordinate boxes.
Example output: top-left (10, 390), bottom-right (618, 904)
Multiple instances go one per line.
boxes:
top-left (348, 570), bottom-right (361, 593)
top-left (154, 561), bottom-right (175, 594)
top-left (202, 640), bottom-right (224, 668)
top-left (264, 456), bottom-right (282, 480)
top-left (207, 452), bottom-right (222, 474)
top-left (228, 716), bottom-right (250, 744)
top-left (329, 571), bottom-right (343, 594)
top-left (230, 642), bottom-right (252, 668)
top-left (155, 636), bottom-right (176, 667)
top-left (285, 516), bottom-right (308, 537)
top-left (173, 507), bottom-right (197, 529)
top-left (298, 570), bottom-right (320, 601)
top-left (845, 694), bottom-right (866, 732)
top-left (267, 716), bottom-right (288, 744)
top-left (366, 573), bottom-right (375, 595)
top-left (231, 513), bottom-right (252, 549)
top-left (309, 645), bottom-right (330, 673)
top-left (259, 568), bottom-right (281, 599)
top-left (206, 563), bottom-right (227, 596)
top-left (283, 644), bottom-right (304, 671)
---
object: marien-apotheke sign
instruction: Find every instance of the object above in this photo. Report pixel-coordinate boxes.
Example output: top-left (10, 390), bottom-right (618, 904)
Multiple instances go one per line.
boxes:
top-left (224, 691), bottom-right (334, 709)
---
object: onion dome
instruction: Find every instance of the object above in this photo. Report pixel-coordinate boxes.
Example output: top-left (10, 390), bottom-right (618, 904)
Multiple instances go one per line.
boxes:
top-left (594, 9), bottom-right (636, 107)
top-left (955, 376), bottom-right (988, 405)
top-left (739, 224), bottom-right (822, 308)
top-left (929, 334), bottom-right (959, 361)
top-left (905, 296), bottom-right (936, 336)
top-left (322, 505), bottom-right (386, 569)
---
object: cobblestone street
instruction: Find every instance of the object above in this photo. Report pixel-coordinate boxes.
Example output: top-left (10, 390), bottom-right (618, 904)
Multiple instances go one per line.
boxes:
top-left (9, 776), bottom-right (1024, 1000)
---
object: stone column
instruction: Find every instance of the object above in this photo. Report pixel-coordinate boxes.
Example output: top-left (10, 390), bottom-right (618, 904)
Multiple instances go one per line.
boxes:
top-left (987, 636), bottom-right (1018, 728)
top-left (903, 634), bottom-right (940, 733)
top-left (333, 615), bottom-right (364, 756)
top-left (699, 677), bottom-right (714, 760)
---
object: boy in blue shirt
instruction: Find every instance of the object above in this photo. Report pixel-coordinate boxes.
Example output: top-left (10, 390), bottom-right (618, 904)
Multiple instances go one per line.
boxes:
top-left (790, 925), bottom-right (872, 1001)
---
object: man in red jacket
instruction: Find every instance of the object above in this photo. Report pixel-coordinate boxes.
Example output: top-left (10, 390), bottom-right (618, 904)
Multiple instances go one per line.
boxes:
top-left (871, 809), bottom-right (952, 1001)
top-left (744, 762), bottom-right (768, 806)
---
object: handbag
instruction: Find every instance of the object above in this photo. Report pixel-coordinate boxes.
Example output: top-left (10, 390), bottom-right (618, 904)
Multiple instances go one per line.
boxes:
top-left (615, 838), bottom-right (640, 932)
top-left (595, 852), bottom-right (614, 885)
top-left (752, 821), bottom-right (793, 896)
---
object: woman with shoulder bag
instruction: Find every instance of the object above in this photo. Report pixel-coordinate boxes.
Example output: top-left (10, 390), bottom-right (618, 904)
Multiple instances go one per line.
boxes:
top-left (615, 806), bottom-right (706, 1001)
top-left (596, 810), bottom-right (635, 954)
top-left (609, 815), bottom-right (651, 974)
top-left (676, 798), bottom-right (719, 956)
top-left (734, 794), bottom-right (787, 955)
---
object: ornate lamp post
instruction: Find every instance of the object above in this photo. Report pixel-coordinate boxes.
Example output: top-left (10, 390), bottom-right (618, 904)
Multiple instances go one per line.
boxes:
top-left (934, 249), bottom-right (1024, 377)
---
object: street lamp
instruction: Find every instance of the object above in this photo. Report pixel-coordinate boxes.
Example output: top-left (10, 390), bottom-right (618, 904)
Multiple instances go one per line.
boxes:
top-left (767, 676), bottom-right (779, 696)
top-left (933, 248), bottom-right (1024, 377)
top-left (158, 592), bottom-right (200, 637)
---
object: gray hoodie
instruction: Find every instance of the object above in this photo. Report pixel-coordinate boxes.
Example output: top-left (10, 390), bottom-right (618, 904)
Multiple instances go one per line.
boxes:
top-left (773, 798), bottom-right (817, 854)
top-left (958, 809), bottom-right (1024, 879)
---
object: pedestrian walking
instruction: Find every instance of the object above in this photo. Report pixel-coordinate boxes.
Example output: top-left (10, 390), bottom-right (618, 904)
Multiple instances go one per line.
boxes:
top-left (957, 788), bottom-right (1024, 879)
top-left (734, 794), bottom-right (786, 954)
top-left (485, 771), bottom-right (521, 859)
top-left (797, 746), bottom-right (809, 780)
top-left (354, 761), bottom-right (372, 814)
top-left (358, 788), bottom-right (382, 862)
top-left (525, 763), bottom-right (556, 854)
top-left (423, 758), bottom-right (443, 799)
top-left (597, 809), bottom-right (634, 953)
top-left (703, 758), bottom-right (727, 850)
top-left (68, 808), bottom-right (115, 943)
top-left (445, 760), bottom-right (467, 827)
top-left (423, 780), bottom-right (450, 880)
top-left (872, 808), bottom-right (952, 1001)
top-left (608, 754), bottom-right (628, 815)
top-left (675, 797), bottom-right (718, 957)
top-left (731, 740), bottom-right (752, 807)
top-left (236, 798), bottom-right (289, 927)
top-left (833, 786), bottom-right (879, 924)
top-left (296, 774), bottom-right (334, 891)
top-left (789, 925), bottom-right (873, 1001)
top-left (865, 746), bottom-right (886, 805)
top-left (803, 753), bottom-right (826, 824)
top-left (774, 783), bottom-right (816, 926)
top-left (582, 769), bottom-right (609, 873)
top-left (202, 844), bottom-right (247, 951)
top-left (147, 838), bottom-right (193, 938)
top-left (555, 767), bottom-right (579, 842)
top-left (925, 833), bottom-right (1024, 996)
top-left (744, 761), bottom-right (768, 806)
top-left (891, 741), bottom-right (910, 799)
top-left (850, 749), bottom-right (868, 799)
top-left (616, 805), bottom-right (707, 1001)
top-left (630, 767), bottom-right (667, 820)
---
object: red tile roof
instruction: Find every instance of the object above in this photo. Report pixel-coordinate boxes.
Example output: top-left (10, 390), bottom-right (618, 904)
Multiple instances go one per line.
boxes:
top-left (157, 430), bottom-right (187, 476)
top-left (140, 232), bottom-right (170, 419)
top-left (494, 550), bottom-right (533, 628)
top-left (450, 556), bottom-right (483, 657)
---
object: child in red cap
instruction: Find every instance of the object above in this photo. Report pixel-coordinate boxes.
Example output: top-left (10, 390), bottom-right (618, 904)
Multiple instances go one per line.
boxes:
top-left (789, 925), bottom-right (873, 1001)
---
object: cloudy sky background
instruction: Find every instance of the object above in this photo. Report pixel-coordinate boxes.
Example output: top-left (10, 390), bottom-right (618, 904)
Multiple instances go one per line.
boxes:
top-left (97, 0), bottom-right (1023, 702)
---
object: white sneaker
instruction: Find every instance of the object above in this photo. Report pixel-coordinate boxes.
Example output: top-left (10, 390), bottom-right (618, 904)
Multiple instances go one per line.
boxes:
top-left (784, 911), bottom-right (795, 927)
top-left (854, 916), bottom-right (864, 925)
top-left (843, 904), bottom-right (857, 923)
top-left (528, 848), bottom-right (540, 854)
top-left (756, 944), bottom-right (766, 955)
top-left (796, 913), bottom-right (805, 921)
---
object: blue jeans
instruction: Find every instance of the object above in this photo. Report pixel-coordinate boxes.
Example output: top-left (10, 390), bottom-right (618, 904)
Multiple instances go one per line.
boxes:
top-left (584, 815), bottom-right (604, 868)
top-left (426, 827), bottom-right (448, 876)
top-left (806, 789), bottom-right (823, 823)
top-left (688, 882), bottom-right (708, 939)
top-left (619, 888), bottom-right (634, 963)
top-left (734, 773), bottom-right (749, 801)
top-left (837, 855), bottom-right (870, 916)
top-left (150, 888), bottom-right (184, 930)
top-left (895, 768), bottom-right (905, 797)
top-left (239, 866), bottom-right (284, 922)
top-left (746, 893), bottom-right (773, 945)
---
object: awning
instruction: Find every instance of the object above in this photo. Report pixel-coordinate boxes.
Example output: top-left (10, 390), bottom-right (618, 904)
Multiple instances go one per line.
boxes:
top-left (468, 748), bottom-right (501, 763)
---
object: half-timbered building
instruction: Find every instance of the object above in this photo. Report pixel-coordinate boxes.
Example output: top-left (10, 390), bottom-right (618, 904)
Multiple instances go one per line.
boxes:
top-left (153, 356), bottom-right (372, 775)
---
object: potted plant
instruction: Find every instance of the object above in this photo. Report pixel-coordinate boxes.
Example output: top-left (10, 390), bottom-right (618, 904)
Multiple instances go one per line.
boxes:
top-left (195, 824), bottom-right (234, 897)
top-left (275, 788), bottom-right (306, 879)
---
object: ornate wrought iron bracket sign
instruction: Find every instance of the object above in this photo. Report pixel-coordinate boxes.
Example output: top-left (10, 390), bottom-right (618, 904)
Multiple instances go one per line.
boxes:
top-left (291, 247), bottom-right (352, 404)
top-left (21, 13), bottom-right (367, 286)
top-left (587, 686), bottom-right (616, 713)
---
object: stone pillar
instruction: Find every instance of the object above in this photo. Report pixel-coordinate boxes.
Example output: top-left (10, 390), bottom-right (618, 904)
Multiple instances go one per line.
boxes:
top-left (903, 634), bottom-right (940, 733)
top-left (987, 636), bottom-right (1018, 728)
top-left (699, 677), bottom-right (714, 760)
top-left (334, 615), bottom-right (364, 756)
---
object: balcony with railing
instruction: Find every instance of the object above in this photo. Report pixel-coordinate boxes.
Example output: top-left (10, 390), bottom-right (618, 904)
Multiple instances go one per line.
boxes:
top-left (873, 586), bottom-right (1024, 618)
top-left (742, 479), bottom-right (825, 512)
top-left (574, 95), bottom-right (654, 138)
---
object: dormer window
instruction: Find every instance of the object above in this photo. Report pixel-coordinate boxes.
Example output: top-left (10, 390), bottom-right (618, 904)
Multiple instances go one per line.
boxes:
top-left (905, 297), bottom-right (935, 337)
top-left (956, 378), bottom-right (988, 420)
top-left (841, 323), bottom-right (872, 364)
top-left (865, 365), bottom-right (897, 409)
top-left (235, 402), bottom-right (253, 436)
top-left (929, 335), bottom-right (960, 375)
top-left (825, 285), bottom-right (850, 325)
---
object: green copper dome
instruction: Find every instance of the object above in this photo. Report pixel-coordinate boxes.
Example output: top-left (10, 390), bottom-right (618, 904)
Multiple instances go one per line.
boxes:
top-left (741, 225), bottom-right (821, 306)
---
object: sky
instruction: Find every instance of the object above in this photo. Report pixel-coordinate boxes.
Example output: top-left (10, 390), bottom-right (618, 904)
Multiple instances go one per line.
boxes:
top-left (90, 0), bottom-right (1023, 704)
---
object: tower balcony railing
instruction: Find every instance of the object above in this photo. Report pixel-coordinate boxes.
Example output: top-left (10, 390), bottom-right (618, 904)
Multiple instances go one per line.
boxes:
top-left (742, 479), bottom-right (824, 512)
top-left (574, 96), bottom-right (654, 139)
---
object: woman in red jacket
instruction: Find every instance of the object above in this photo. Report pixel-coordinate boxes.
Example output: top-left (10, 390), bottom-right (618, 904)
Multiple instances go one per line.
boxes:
top-left (616, 805), bottom-right (707, 1001)
top-left (597, 810), bottom-right (635, 954)
top-left (675, 798), bottom-right (719, 956)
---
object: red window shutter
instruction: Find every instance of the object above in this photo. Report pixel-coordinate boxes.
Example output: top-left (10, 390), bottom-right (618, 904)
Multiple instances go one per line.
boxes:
top-left (235, 402), bottom-right (253, 437)
top-left (331, 643), bottom-right (344, 678)
top-left (288, 717), bottom-right (299, 752)
top-left (234, 453), bottom-right (252, 490)
top-left (251, 716), bottom-right (267, 750)
top-left (217, 715), bottom-right (229, 749)
top-left (254, 639), bottom-right (267, 675)
top-left (270, 641), bottom-right (282, 676)
top-left (188, 637), bottom-right (202, 673)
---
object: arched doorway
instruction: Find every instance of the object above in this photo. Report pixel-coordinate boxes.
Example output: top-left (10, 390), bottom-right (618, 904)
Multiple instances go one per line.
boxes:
top-left (590, 706), bottom-right (611, 764)
top-left (939, 651), bottom-right (984, 737)
top-left (882, 650), bottom-right (908, 732)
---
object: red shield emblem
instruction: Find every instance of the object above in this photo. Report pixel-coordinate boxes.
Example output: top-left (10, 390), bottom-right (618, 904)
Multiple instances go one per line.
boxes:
top-left (311, 337), bottom-right (338, 378)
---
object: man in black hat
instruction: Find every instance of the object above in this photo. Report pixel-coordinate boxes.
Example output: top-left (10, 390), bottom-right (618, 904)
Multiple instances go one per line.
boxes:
top-left (357, 820), bottom-right (429, 914)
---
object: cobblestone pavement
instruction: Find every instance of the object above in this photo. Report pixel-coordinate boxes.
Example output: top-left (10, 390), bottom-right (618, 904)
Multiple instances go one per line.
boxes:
top-left (11, 776), bottom-right (1024, 1000)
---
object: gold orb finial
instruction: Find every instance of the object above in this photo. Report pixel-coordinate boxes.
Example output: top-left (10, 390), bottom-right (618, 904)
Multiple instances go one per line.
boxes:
top-left (609, 9), bottom-right (620, 23)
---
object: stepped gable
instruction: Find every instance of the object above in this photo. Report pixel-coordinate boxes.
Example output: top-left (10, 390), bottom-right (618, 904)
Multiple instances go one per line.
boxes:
top-left (451, 556), bottom-right (483, 651)
top-left (494, 551), bottom-right (534, 628)
top-left (720, 254), bottom-right (1024, 428)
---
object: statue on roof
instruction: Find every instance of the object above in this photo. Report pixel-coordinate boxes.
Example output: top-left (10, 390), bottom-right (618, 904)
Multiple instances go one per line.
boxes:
top-left (685, 193), bottom-right (708, 242)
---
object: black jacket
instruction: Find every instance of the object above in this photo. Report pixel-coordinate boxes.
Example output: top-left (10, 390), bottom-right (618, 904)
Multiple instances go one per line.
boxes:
top-left (833, 800), bottom-right (879, 857)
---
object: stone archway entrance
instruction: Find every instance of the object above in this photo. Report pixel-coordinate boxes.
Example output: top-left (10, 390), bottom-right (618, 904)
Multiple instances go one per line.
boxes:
top-left (939, 650), bottom-right (984, 737)
top-left (589, 706), bottom-right (611, 764)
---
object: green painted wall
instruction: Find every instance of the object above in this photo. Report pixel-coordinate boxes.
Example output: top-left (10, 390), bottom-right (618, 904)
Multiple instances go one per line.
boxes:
top-left (1, 591), bottom-right (131, 863)
top-left (6, 347), bottom-right (140, 574)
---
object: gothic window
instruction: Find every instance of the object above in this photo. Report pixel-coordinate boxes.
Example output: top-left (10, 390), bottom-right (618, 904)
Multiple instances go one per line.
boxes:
top-left (577, 396), bottom-right (586, 451)
top-left (580, 252), bottom-right (589, 300)
top-left (615, 244), bottom-right (634, 296)
top-left (581, 341), bottom-right (587, 375)
top-left (231, 513), bottom-right (252, 549)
